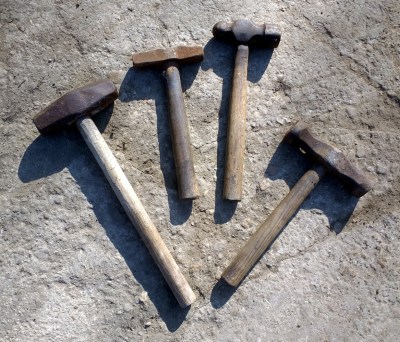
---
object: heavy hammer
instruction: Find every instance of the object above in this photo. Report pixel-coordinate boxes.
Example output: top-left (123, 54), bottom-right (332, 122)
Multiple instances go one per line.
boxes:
top-left (213, 19), bottom-right (281, 200)
top-left (33, 80), bottom-right (196, 307)
top-left (222, 121), bottom-right (374, 287)
top-left (132, 46), bottom-right (203, 200)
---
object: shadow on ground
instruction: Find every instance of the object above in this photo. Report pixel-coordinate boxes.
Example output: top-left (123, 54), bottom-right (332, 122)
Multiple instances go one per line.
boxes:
top-left (119, 62), bottom-right (201, 225)
top-left (265, 139), bottom-right (359, 232)
top-left (210, 279), bottom-right (237, 309)
top-left (201, 38), bottom-right (276, 223)
top-left (18, 107), bottom-right (190, 332)
top-left (210, 138), bottom-right (359, 308)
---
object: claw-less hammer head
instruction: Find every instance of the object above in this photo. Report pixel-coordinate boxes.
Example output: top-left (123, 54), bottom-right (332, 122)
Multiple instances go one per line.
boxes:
top-left (33, 80), bottom-right (118, 134)
top-left (286, 121), bottom-right (374, 197)
top-left (212, 19), bottom-right (281, 48)
top-left (132, 45), bottom-right (204, 69)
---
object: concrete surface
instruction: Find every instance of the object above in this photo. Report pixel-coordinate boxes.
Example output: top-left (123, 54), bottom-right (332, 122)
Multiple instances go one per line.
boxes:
top-left (1, 0), bottom-right (399, 341)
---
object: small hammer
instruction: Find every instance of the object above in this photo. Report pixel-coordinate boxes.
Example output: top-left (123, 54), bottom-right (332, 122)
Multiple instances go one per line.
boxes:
top-left (132, 46), bottom-right (203, 200)
top-left (213, 19), bottom-right (281, 200)
top-left (33, 80), bottom-right (196, 307)
top-left (222, 121), bottom-right (374, 287)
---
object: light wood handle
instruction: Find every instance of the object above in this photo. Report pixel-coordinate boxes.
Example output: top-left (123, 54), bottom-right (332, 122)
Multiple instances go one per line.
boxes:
top-left (77, 116), bottom-right (196, 307)
top-left (164, 63), bottom-right (199, 200)
top-left (222, 165), bottom-right (326, 286)
top-left (223, 44), bottom-right (249, 201)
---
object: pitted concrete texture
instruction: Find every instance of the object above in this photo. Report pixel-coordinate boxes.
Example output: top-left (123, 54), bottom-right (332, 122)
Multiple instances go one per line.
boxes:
top-left (1, 0), bottom-right (399, 341)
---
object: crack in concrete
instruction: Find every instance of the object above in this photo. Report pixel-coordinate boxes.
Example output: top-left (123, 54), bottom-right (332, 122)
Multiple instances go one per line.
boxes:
top-left (298, 10), bottom-right (399, 108)
top-left (273, 230), bottom-right (332, 266)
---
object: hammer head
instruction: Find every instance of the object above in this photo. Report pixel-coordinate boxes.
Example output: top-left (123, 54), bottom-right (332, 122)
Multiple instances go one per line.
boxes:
top-left (33, 80), bottom-right (118, 134)
top-left (285, 121), bottom-right (374, 197)
top-left (213, 19), bottom-right (281, 48)
top-left (132, 45), bottom-right (204, 69)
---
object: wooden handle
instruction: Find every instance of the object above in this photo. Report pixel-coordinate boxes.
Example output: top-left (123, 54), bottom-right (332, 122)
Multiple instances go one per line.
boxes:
top-left (223, 44), bottom-right (249, 201)
top-left (77, 116), bottom-right (196, 307)
top-left (164, 63), bottom-right (199, 200)
top-left (222, 165), bottom-right (326, 286)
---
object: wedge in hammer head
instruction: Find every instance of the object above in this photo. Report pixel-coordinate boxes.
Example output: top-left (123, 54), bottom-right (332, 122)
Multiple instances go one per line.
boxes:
top-left (212, 19), bottom-right (281, 201)
top-left (33, 80), bottom-right (196, 307)
top-left (221, 121), bottom-right (374, 287)
top-left (286, 121), bottom-right (373, 197)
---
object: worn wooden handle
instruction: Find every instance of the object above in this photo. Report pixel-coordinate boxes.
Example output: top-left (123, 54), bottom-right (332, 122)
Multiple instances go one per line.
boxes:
top-left (223, 45), bottom-right (249, 201)
top-left (164, 63), bottom-right (199, 200)
top-left (77, 116), bottom-right (196, 307)
top-left (222, 165), bottom-right (326, 286)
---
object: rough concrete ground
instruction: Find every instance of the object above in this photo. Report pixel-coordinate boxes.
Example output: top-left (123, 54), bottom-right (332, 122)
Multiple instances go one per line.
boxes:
top-left (1, 0), bottom-right (399, 341)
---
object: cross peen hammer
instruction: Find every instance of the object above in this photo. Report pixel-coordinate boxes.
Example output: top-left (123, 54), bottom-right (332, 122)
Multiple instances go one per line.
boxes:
top-left (222, 121), bottom-right (375, 287)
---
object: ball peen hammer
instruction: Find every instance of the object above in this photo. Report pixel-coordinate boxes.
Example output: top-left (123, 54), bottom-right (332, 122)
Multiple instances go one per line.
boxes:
top-left (222, 121), bottom-right (374, 287)
top-left (213, 19), bottom-right (281, 200)
top-left (33, 80), bottom-right (196, 307)
top-left (132, 46), bottom-right (203, 200)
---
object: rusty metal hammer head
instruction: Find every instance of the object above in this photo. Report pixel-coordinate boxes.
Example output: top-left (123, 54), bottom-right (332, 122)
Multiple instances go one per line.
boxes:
top-left (132, 45), bottom-right (204, 69)
top-left (212, 19), bottom-right (281, 48)
top-left (285, 121), bottom-right (374, 197)
top-left (33, 80), bottom-right (118, 134)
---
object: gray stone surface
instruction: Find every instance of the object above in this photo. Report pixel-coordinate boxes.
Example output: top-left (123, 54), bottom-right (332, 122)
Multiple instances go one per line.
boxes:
top-left (1, 0), bottom-right (399, 341)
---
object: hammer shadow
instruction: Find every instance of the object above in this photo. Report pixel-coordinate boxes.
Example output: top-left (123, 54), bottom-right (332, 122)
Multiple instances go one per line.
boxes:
top-left (210, 278), bottom-right (238, 309)
top-left (265, 140), bottom-right (359, 233)
top-left (18, 107), bottom-right (190, 332)
top-left (119, 65), bottom-right (201, 225)
top-left (201, 38), bottom-right (275, 224)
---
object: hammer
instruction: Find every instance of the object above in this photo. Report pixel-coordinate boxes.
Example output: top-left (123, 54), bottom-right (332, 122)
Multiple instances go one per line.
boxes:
top-left (213, 19), bottom-right (281, 200)
top-left (222, 121), bottom-right (374, 287)
top-left (33, 80), bottom-right (196, 307)
top-left (132, 46), bottom-right (203, 200)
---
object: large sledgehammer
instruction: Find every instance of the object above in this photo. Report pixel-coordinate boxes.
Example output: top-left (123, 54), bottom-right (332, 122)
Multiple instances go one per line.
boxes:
top-left (33, 80), bottom-right (196, 307)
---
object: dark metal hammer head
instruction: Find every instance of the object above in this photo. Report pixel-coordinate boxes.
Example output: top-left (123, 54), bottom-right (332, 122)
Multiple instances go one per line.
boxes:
top-left (213, 19), bottom-right (281, 48)
top-left (285, 121), bottom-right (374, 197)
top-left (33, 80), bottom-right (118, 134)
top-left (132, 45), bottom-right (204, 69)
